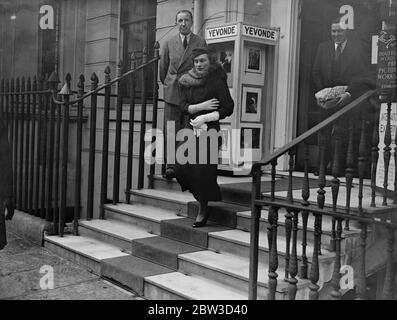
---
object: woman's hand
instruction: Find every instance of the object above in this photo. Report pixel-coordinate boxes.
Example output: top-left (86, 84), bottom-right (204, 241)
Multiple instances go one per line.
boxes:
top-left (190, 115), bottom-right (206, 128)
top-left (199, 98), bottom-right (219, 111)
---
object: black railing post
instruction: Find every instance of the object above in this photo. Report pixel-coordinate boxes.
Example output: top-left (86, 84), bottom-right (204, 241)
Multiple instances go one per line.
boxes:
top-left (330, 218), bottom-right (343, 300)
top-left (47, 72), bottom-right (60, 226)
top-left (86, 73), bottom-right (99, 220)
top-left (5, 79), bottom-right (10, 136)
top-left (112, 61), bottom-right (123, 204)
top-left (41, 76), bottom-right (49, 220)
top-left (300, 143), bottom-right (310, 279)
top-left (53, 91), bottom-right (62, 235)
top-left (125, 54), bottom-right (137, 203)
top-left (382, 227), bottom-right (395, 300)
top-left (24, 77), bottom-right (31, 212)
top-left (29, 76), bottom-right (37, 215)
top-left (14, 78), bottom-right (19, 208)
top-left (48, 72), bottom-right (60, 235)
top-left (19, 77), bottom-right (25, 211)
top-left (10, 78), bottom-right (15, 199)
top-left (330, 121), bottom-right (343, 252)
top-left (355, 223), bottom-right (368, 300)
top-left (34, 76), bottom-right (43, 217)
top-left (148, 42), bottom-right (160, 189)
top-left (100, 66), bottom-right (111, 219)
top-left (344, 118), bottom-right (355, 231)
top-left (371, 102), bottom-right (380, 207)
top-left (138, 48), bottom-right (148, 190)
top-left (248, 164), bottom-right (261, 300)
top-left (268, 160), bottom-right (279, 300)
top-left (59, 74), bottom-right (71, 237)
top-left (74, 74), bottom-right (85, 235)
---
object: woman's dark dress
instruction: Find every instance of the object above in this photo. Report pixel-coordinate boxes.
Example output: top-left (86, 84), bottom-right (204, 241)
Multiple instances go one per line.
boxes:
top-left (174, 65), bottom-right (234, 202)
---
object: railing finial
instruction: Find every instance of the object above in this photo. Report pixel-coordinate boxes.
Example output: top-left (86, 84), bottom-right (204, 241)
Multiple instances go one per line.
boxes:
top-left (77, 74), bottom-right (85, 97)
top-left (142, 47), bottom-right (148, 64)
top-left (90, 72), bottom-right (99, 84)
top-left (104, 66), bottom-right (111, 83)
top-left (117, 60), bottom-right (123, 77)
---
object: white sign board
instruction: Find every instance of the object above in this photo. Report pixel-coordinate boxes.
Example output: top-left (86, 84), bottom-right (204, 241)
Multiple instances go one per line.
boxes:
top-left (241, 24), bottom-right (278, 42)
top-left (376, 102), bottom-right (397, 191)
top-left (206, 24), bottom-right (239, 40)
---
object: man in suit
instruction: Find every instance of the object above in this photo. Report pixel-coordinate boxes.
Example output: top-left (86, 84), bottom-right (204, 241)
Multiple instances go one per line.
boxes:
top-left (0, 118), bottom-right (15, 250)
top-left (313, 18), bottom-right (371, 107)
top-left (160, 9), bottom-right (207, 179)
top-left (312, 18), bottom-right (375, 175)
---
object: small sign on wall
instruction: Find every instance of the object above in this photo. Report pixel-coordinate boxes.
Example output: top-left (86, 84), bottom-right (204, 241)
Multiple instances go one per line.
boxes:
top-left (377, 29), bottom-right (396, 100)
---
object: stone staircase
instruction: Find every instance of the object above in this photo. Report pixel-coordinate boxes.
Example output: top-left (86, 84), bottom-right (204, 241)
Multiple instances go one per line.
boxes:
top-left (44, 174), bottom-right (362, 300)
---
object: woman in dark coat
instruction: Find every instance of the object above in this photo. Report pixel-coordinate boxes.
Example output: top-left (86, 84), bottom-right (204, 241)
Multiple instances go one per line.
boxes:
top-left (174, 47), bottom-right (234, 227)
top-left (0, 118), bottom-right (15, 250)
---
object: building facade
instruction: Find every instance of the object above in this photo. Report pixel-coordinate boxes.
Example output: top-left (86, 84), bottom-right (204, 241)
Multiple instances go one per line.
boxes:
top-left (0, 0), bottom-right (394, 216)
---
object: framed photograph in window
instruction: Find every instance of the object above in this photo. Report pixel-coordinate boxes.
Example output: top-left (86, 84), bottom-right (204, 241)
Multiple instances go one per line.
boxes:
top-left (246, 47), bottom-right (261, 72)
top-left (217, 49), bottom-right (234, 88)
top-left (241, 86), bottom-right (262, 122)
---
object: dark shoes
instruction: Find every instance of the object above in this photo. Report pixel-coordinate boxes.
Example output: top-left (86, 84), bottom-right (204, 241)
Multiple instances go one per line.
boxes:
top-left (192, 211), bottom-right (209, 228)
top-left (163, 167), bottom-right (176, 180)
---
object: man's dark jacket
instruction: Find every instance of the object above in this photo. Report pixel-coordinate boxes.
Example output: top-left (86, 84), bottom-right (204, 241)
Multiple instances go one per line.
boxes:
top-left (312, 39), bottom-right (374, 100)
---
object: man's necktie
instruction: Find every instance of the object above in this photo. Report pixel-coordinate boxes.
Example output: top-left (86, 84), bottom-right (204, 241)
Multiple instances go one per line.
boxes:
top-left (335, 43), bottom-right (342, 61)
top-left (183, 36), bottom-right (188, 50)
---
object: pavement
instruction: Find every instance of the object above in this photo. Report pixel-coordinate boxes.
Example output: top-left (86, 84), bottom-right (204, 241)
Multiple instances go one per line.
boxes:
top-left (0, 231), bottom-right (143, 300)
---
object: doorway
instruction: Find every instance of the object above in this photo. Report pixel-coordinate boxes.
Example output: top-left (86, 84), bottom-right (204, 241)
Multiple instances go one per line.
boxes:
top-left (296, 0), bottom-right (382, 170)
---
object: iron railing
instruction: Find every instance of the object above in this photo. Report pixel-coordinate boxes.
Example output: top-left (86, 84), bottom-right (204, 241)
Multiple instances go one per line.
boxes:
top-left (248, 90), bottom-right (397, 300)
top-left (0, 42), bottom-right (161, 237)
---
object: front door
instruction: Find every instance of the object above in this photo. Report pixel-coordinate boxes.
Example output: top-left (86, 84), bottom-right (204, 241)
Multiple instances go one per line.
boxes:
top-left (296, 0), bottom-right (382, 171)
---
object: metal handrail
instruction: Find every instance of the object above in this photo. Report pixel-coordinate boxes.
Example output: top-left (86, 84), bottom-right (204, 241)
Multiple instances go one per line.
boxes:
top-left (51, 56), bottom-right (160, 105)
top-left (251, 89), bottom-right (378, 172)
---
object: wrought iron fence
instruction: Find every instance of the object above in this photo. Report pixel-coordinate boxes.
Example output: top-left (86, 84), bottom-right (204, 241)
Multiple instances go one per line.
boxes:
top-left (248, 90), bottom-right (397, 300)
top-left (0, 43), bottom-right (160, 237)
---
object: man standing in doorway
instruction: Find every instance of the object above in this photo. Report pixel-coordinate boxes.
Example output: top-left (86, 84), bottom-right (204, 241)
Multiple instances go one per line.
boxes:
top-left (160, 9), bottom-right (207, 179)
top-left (313, 17), bottom-right (372, 107)
top-left (312, 17), bottom-right (375, 175)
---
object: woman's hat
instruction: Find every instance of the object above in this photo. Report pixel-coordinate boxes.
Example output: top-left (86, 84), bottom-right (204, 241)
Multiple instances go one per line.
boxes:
top-left (192, 47), bottom-right (209, 58)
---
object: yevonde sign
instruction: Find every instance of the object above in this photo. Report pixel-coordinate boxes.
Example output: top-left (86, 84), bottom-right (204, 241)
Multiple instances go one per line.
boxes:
top-left (205, 23), bottom-right (279, 42)
top-left (206, 24), bottom-right (239, 40)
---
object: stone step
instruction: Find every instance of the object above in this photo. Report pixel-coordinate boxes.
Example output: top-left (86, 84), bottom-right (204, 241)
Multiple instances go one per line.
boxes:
top-left (144, 272), bottom-right (247, 300)
top-left (207, 228), bottom-right (336, 274)
top-left (104, 203), bottom-right (184, 235)
top-left (129, 189), bottom-right (196, 216)
top-left (101, 255), bottom-right (173, 296)
top-left (160, 218), bottom-right (231, 249)
top-left (178, 250), bottom-right (311, 300)
top-left (44, 235), bottom-right (128, 274)
top-left (187, 201), bottom-right (248, 229)
top-left (131, 236), bottom-right (203, 270)
top-left (78, 219), bottom-right (157, 253)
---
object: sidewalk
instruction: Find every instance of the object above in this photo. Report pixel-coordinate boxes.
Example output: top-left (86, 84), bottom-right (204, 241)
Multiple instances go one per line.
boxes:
top-left (0, 231), bottom-right (142, 300)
